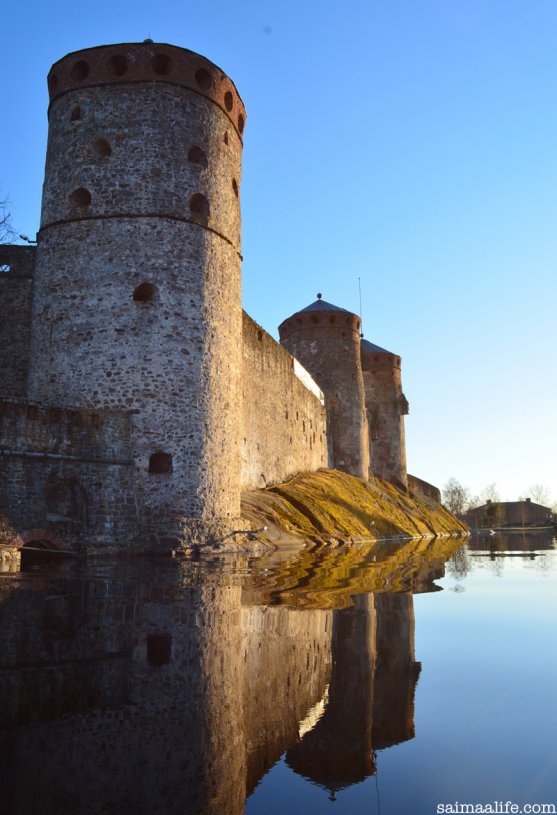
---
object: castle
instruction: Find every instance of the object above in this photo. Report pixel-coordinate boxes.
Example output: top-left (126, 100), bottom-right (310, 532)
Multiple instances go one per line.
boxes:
top-left (0, 41), bottom-right (437, 554)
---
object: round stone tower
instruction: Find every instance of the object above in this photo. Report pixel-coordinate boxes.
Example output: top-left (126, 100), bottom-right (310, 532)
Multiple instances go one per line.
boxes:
top-left (278, 296), bottom-right (369, 479)
top-left (27, 42), bottom-right (246, 542)
top-left (360, 339), bottom-right (408, 488)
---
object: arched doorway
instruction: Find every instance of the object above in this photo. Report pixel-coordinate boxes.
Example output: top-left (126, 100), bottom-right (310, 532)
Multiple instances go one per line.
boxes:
top-left (13, 529), bottom-right (68, 571)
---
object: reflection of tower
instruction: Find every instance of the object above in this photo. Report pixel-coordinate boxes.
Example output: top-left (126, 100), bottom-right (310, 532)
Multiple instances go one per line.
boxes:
top-left (279, 297), bottom-right (369, 478)
top-left (372, 592), bottom-right (421, 748)
top-left (0, 563), bottom-right (337, 815)
top-left (241, 606), bottom-right (333, 795)
top-left (0, 570), bottom-right (249, 815)
top-left (285, 590), bottom-right (421, 799)
top-left (133, 582), bottom-right (248, 815)
top-left (27, 43), bottom-right (246, 538)
top-left (0, 573), bottom-right (132, 732)
top-left (285, 594), bottom-right (377, 795)
top-left (361, 339), bottom-right (408, 488)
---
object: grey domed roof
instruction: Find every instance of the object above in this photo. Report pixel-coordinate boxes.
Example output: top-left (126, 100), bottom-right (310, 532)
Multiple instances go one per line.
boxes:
top-left (361, 338), bottom-right (395, 355)
top-left (279, 295), bottom-right (358, 333)
top-left (297, 298), bottom-right (351, 314)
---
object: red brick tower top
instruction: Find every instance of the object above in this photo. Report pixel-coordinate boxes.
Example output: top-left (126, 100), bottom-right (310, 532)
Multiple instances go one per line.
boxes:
top-left (47, 41), bottom-right (246, 139)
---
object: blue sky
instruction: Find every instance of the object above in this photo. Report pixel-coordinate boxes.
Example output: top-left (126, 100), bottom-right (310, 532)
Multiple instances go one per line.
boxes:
top-left (3, 0), bottom-right (556, 502)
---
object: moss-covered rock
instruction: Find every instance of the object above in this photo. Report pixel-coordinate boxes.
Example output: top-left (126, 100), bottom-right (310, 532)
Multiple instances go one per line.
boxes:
top-left (241, 468), bottom-right (467, 548)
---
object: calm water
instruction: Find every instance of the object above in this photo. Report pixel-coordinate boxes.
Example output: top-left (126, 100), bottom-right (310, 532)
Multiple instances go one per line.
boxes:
top-left (1, 532), bottom-right (556, 814)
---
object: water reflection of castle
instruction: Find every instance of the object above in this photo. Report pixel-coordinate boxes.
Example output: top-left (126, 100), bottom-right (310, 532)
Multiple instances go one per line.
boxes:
top-left (285, 592), bottom-right (420, 799)
top-left (0, 546), bottom-right (456, 813)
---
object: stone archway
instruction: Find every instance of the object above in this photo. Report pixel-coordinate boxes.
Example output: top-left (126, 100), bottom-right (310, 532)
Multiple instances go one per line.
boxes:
top-left (11, 529), bottom-right (68, 551)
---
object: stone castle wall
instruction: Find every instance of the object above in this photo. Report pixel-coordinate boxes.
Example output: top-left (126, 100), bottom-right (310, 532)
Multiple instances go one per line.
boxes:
top-left (0, 246), bottom-right (35, 400)
top-left (241, 312), bottom-right (328, 489)
top-left (0, 400), bottom-right (137, 552)
top-left (361, 343), bottom-right (408, 488)
top-left (407, 474), bottom-right (441, 503)
top-left (0, 302), bottom-right (333, 549)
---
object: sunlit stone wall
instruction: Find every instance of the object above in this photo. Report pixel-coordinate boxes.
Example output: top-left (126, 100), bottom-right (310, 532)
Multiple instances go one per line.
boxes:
top-left (241, 312), bottom-right (329, 489)
top-left (27, 42), bottom-right (246, 542)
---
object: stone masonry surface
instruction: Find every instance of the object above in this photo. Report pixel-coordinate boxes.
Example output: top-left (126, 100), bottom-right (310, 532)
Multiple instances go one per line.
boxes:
top-left (0, 400), bottom-right (137, 552)
top-left (279, 303), bottom-right (370, 480)
top-left (28, 43), bottom-right (244, 535)
top-left (361, 342), bottom-right (408, 488)
top-left (241, 312), bottom-right (328, 489)
top-left (0, 246), bottom-right (35, 400)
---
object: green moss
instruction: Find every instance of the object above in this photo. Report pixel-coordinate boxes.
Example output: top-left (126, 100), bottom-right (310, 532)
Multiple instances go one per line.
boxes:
top-left (241, 468), bottom-right (468, 548)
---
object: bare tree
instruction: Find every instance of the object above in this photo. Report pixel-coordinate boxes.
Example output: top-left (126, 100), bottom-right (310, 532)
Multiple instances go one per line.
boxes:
top-left (481, 482), bottom-right (500, 503)
top-left (466, 493), bottom-right (481, 511)
top-left (526, 484), bottom-right (551, 506)
top-left (1, 192), bottom-right (15, 244)
top-left (442, 477), bottom-right (469, 515)
top-left (446, 545), bottom-right (471, 579)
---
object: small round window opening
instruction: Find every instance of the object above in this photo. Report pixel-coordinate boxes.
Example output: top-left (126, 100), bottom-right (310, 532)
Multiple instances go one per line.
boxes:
top-left (152, 54), bottom-right (172, 75)
top-left (70, 187), bottom-right (91, 208)
top-left (224, 91), bottom-right (234, 112)
top-left (71, 61), bottom-right (90, 82)
top-left (195, 68), bottom-right (212, 90)
top-left (133, 282), bottom-right (156, 302)
top-left (107, 54), bottom-right (128, 77)
top-left (149, 452), bottom-right (173, 474)
top-left (93, 138), bottom-right (112, 158)
top-left (188, 146), bottom-right (208, 167)
top-left (0, 262), bottom-right (11, 273)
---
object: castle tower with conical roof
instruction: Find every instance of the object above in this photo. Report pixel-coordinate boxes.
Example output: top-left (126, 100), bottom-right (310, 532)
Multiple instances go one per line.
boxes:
top-left (278, 296), bottom-right (369, 479)
top-left (361, 339), bottom-right (408, 488)
top-left (27, 42), bottom-right (246, 543)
